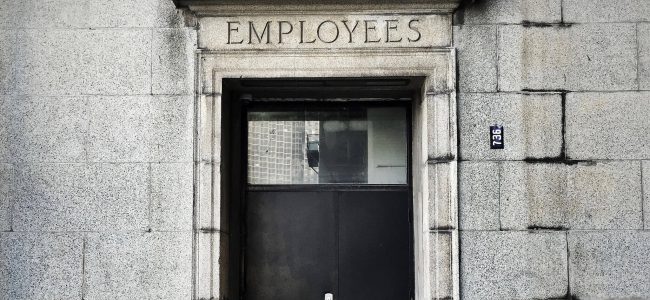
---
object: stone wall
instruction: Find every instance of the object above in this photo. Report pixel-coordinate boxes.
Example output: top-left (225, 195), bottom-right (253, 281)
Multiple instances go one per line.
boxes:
top-left (1, 0), bottom-right (649, 299)
top-left (0, 0), bottom-right (196, 298)
top-left (455, 0), bottom-right (650, 299)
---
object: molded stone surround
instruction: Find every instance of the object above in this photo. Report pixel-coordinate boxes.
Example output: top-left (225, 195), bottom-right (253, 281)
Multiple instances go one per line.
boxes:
top-left (190, 5), bottom-right (459, 300)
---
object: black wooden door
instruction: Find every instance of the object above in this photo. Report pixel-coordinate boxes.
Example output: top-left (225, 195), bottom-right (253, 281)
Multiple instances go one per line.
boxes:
top-left (244, 188), bottom-right (411, 300)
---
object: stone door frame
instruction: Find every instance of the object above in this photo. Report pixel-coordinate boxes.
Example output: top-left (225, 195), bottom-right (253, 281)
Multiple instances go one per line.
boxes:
top-left (192, 18), bottom-right (459, 300)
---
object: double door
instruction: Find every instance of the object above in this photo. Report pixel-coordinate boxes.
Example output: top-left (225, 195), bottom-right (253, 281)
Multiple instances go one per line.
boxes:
top-left (240, 101), bottom-right (413, 300)
top-left (245, 189), bottom-right (411, 300)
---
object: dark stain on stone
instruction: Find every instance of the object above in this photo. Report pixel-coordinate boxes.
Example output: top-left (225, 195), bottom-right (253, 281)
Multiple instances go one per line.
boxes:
top-left (527, 225), bottom-right (568, 231)
top-left (522, 21), bottom-right (554, 28)
top-left (431, 226), bottom-right (456, 231)
top-left (429, 154), bottom-right (456, 163)
top-left (200, 227), bottom-right (220, 233)
top-left (538, 292), bottom-right (580, 300)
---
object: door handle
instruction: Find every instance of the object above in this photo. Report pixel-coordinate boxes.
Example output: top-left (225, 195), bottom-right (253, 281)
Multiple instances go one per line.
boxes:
top-left (324, 292), bottom-right (333, 300)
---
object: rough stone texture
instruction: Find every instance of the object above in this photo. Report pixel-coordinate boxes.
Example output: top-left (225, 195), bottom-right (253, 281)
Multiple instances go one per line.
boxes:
top-left (453, 25), bottom-right (497, 92)
top-left (460, 231), bottom-right (568, 299)
top-left (87, 95), bottom-right (193, 162)
top-left (498, 24), bottom-right (638, 91)
top-left (563, 0), bottom-right (650, 23)
top-left (0, 164), bottom-right (11, 231)
top-left (153, 28), bottom-right (196, 95)
top-left (566, 92), bottom-right (650, 159)
top-left (0, 97), bottom-right (9, 162)
top-left (0, 0), bottom-right (183, 29)
top-left (459, 0), bottom-right (561, 24)
top-left (7, 96), bottom-right (87, 162)
top-left (641, 161), bottom-right (650, 229)
top-left (85, 232), bottom-right (192, 299)
top-left (500, 162), bottom-right (568, 230)
top-left (151, 163), bottom-right (193, 231)
top-left (12, 163), bottom-right (149, 231)
top-left (429, 232), bottom-right (453, 299)
top-left (569, 231), bottom-right (650, 299)
top-left (567, 161), bottom-right (642, 230)
top-left (640, 24), bottom-right (650, 90)
top-left (0, 0), bottom-right (197, 299)
top-left (458, 161), bottom-right (500, 230)
top-left (458, 92), bottom-right (562, 160)
top-left (14, 29), bottom-right (151, 95)
top-left (0, 30), bottom-right (15, 95)
top-left (500, 161), bottom-right (642, 230)
top-left (0, 233), bottom-right (83, 299)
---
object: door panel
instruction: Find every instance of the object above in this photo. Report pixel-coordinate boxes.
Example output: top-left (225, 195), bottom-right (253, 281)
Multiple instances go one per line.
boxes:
top-left (245, 191), bottom-right (338, 300)
top-left (338, 190), bottom-right (411, 300)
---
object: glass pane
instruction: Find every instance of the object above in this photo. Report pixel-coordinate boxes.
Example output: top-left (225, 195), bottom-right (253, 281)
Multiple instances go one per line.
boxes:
top-left (247, 106), bottom-right (407, 184)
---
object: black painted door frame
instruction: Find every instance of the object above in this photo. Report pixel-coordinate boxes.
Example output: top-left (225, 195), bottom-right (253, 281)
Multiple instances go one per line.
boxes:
top-left (222, 78), bottom-right (417, 300)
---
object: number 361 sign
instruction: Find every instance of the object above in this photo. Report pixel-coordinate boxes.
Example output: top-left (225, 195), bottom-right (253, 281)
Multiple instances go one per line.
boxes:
top-left (490, 125), bottom-right (504, 149)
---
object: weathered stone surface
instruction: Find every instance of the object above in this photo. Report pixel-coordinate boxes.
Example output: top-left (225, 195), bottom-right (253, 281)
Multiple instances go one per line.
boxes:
top-left (12, 163), bottom-right (149, 231)
top-left (0, 0), bottom-right (183, 29)
top-left (7, 96), bottom-right (87, 162)
top-left (460, 231), bottom-right (568, 299)
top-left (458, 161), bottom-right (500, 230)
top-left (566, 92), bottom-right (650, 159)
top-left (0, 97), bottom-right (9, 162)
top-left (0, 232), bottom-right (83, 299)
top-left (640, 24), bottom-right (650, 90)
top-left (153, 28), bottom-right (196, 95)
top-left (85, 232), bottom-right (192, 299)
top-left (14, 29), bottom-right (151, 95)
top-left (0, 164), bottom-right (11, 231)
top-left (458, 93), bottom-right (562, 160)
top-left (569, 231), bottom-right (650, 298)
top-left (563, 0), bottom-right (650, 23)
top-left (87, 95), bottom-right (193, 162)
top-left (453, 25), bottom-right (497, 92)
top-left (429, 232), bottom-right (453, 299)
top-left (498, 24), bottom-right (637, 91)
top-left (500, 161), bottom-right (642, 230)
top-left (0, 30), bottom-right (15, 95)
top-left (567, 161), bottom-right (642, 230)
top-left (500, 162), bottom-right (568, 230)
top-left (151, 163), bottom-right (193, 231)
top-left (641, 161), bottom-right (650, 229)
top-left (460, 0), bottom-right (561, 24)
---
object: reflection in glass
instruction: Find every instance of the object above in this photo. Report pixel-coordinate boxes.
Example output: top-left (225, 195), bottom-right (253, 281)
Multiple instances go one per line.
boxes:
top-left (247, 106), bottom-right (407, 184)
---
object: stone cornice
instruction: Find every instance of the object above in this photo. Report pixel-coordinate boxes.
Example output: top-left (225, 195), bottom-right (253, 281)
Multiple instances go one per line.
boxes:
top-left (173, 0), bottom-right (462, 14)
